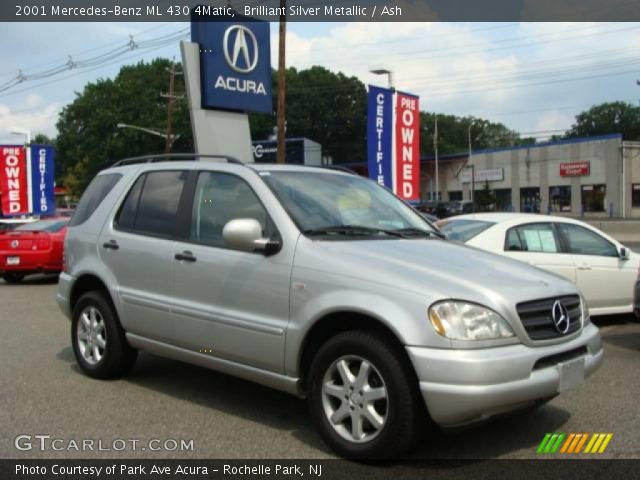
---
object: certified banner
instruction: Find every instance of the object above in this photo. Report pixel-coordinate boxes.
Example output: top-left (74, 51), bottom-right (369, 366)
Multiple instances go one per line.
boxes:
top-left (30, 145), bottom-right (56, 215)
top-left (367, 86), bottom-right (420, 201)
top-left (394, 92), bottom-right (420, 201)
top-left (366, 85), bottom-right (394, 189)
top-left (0, 145), bottom-right (29, 216)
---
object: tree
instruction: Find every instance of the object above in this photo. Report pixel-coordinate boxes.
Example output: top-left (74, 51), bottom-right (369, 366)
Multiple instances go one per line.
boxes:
top-left (476, 180), bottom-right (497, 211)
top-left (56, 58), bottom-right (192, 194)
top-left (249, 66), bottom-right (367, 163)
top-left (420, 113), bottom-right (530, 158)
top-left (566, 101), bottom-right (640, 140)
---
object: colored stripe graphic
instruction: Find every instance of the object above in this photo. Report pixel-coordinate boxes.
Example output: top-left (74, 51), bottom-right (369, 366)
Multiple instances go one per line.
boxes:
top-left (538, 433), bottom-right (612, 454)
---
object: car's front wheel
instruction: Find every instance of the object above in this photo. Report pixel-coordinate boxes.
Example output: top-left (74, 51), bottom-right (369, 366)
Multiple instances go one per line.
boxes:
top-left (307, 330), bottom-right (424, 459)
top-left (71, 291), bottom-right (137, 379)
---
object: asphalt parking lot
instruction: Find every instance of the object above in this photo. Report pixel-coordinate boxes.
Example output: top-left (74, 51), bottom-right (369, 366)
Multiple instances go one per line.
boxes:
top-left (1, 276), bottom-right (638, 460)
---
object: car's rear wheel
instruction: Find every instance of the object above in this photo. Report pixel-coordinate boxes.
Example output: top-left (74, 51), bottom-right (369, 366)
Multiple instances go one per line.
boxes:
top-left (71, 291), bottom-right (137, 379)
top-left (3, 273), bottom-right (25, 284)
top-left (307, 330), bottom-right (423, 459)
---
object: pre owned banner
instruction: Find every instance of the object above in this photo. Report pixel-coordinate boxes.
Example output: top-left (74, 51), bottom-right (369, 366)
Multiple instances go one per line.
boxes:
top-left (366, 86), bottom-right (420, 201)
top-left (0, 145), bottom-right (29, 216)
top-left (0, 144), bottom-right (55, 217)
top-left (394, 92), bottom-right (420, 201)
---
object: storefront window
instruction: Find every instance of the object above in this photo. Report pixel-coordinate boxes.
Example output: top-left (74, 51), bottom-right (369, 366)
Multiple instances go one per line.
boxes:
top-left (582, 185), bottom-right (606, 212)
top-left (448, 191), bottom-right (462, 201)
top-left (494, 189), bottom-right (512, 211)
top-left (633, 184), bottom-right (640, 208)
top-left (549, 186), bottom-right (571, 212)
top-left (520, 187), bottom-right (540, 213)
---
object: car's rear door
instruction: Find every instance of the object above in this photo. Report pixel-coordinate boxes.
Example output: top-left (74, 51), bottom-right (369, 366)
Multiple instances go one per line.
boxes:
top-left (170, 169), bottom-right (291, 373)
top-left (98, 169), bottom-right (189, 342)
top-left (503, 222), bottom-right (576, 282)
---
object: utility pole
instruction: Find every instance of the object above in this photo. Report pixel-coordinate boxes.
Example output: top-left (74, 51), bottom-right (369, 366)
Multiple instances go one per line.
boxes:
top-left (161, 60), bottom-right (184, 153)
top-left (276, 0), bottom-right (287, 164)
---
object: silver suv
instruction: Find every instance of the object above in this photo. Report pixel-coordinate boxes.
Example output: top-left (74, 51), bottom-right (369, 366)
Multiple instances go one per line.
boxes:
top-left (57, 154), bottom-right (603, 458)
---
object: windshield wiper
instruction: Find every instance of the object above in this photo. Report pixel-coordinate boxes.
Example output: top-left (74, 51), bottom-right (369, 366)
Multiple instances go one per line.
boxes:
top-left (393, 227), bottom-right (446, 239)
top-left (303, 225), bottom-right (404, 238)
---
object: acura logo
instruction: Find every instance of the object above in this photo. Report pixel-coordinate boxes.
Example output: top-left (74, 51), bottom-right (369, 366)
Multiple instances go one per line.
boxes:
top-left (223, 25), bottom-right (258, 73)
top-left (551, 300), bottom-right (570, 334)
top-left (11, 240), bottom-right (19, 249)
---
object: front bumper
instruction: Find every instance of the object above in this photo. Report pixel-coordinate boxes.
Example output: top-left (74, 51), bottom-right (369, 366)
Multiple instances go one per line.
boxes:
top-left (56, 272), bottom-right (74, 320)
top-left (407, 323), bottom-right (603, 427)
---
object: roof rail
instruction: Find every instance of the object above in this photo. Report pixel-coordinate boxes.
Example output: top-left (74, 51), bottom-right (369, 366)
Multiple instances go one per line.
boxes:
top-left (111, 153), bottom-right (245, 167)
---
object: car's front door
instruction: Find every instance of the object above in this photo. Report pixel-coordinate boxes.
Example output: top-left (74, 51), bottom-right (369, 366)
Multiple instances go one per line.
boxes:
top-left (170, 170), bottom-right (291, 373)
top-left (555, 222), bottom-right (634, 311)
top-left (503, 222), bottom-right (576, 282)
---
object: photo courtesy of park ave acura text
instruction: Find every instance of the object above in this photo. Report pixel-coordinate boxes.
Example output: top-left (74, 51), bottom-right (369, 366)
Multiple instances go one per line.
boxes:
top-left (1, 0), bottom-right (640, 477)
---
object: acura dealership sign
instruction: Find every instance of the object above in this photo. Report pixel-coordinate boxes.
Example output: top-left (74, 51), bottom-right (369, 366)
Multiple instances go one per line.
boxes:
top-left (191, 16), bottom-right (272, 113)
top-left (366, 85), bottom-right (420, 202)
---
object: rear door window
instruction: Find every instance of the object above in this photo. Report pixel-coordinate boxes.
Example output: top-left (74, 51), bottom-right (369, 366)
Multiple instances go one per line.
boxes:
top-left (69, 173), bottom-right (122, 226)
top-left (115, 170), bottom-right (188, 238)
top-left (508, 223), bottom-right (559, 253)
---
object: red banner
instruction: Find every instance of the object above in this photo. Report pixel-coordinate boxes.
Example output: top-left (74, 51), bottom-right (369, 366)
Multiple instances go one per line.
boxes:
top-left (560, 161), bottom-right (590, 177)
top-left (394, 93), bottom-right (420, 201)
top-left (0, 146), bottom-right (29, 216)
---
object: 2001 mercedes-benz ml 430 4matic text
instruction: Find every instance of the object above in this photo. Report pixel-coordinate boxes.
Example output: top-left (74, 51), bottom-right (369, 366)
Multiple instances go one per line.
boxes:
top-left (57, 154), bottom-right (603, 459)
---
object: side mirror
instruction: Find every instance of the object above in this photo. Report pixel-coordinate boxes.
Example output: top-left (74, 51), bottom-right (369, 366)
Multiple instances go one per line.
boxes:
top-left (222, 218), bottom-right (280, 255)
top-left (619, 247), bottom-right (630, 260)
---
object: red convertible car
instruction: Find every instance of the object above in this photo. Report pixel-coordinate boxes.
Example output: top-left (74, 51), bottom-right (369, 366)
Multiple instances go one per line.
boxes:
top-left (0, 217), bottom-right (69, 283)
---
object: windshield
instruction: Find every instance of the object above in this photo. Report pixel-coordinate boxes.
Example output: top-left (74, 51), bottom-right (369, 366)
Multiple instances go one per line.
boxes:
top-left (438, 219), bottom-right (495, 242)
top-left (261, 171), bottom-right (437, 238)
top-left (14, 219), bottom-right (69, 233)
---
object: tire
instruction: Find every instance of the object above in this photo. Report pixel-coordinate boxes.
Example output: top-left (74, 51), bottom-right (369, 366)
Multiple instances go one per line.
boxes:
top-left (307, 330), bottom-right (423, 459)
top-left (3, 272), bottom-right (25, 284)
top-left (71, 291), bottom-right (137, 379)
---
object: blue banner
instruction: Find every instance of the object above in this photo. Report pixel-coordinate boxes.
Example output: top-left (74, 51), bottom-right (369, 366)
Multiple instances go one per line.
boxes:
top-left (191, 15), bottom-right (272, 114)
top-left (30, 145), bottom-right (55, 216)
top-left (367, 85), bottom-right (393, 189)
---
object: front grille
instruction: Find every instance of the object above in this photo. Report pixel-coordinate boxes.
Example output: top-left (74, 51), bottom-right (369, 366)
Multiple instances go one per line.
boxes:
top-left (516, 295), bottom-right (582, 340)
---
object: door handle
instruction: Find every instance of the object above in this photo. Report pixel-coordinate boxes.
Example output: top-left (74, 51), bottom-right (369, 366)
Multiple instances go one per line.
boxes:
top-left (102, 240), bottom-right (119, 250)
top-left (577, 264), bottom-right (591, 270)
top-left (175, 251), bottom-right (197, 262)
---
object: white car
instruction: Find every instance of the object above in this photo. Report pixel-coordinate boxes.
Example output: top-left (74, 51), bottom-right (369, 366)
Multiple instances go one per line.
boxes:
top-left (437, 213), bottom-right (640, 317)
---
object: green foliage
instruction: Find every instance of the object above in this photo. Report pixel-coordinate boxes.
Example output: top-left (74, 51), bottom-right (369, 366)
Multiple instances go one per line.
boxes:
top-left (420, 113), bottom-right (527, 157)
top-left (476, 180), bottom-right (497, 211)
top-left (56, 58), bottom-right (192, 193)
top-left (565, 101), bottom-right (640, 140)
top-left (249, 66), bottom-right (367, 163)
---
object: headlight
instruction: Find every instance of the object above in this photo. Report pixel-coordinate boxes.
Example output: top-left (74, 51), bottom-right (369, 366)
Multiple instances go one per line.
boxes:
top-left (429, 301), bottom-right (515, 341)
top-left (580, 293), bottom-right (590, 326)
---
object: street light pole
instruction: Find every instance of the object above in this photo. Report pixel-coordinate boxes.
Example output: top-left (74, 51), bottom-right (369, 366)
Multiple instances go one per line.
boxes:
top-left (116, 123), bottom-right (180, 148)
top-left (468, 123), bottom-right (474, 209)
top-left (369, 66), bottom-right (394, 89)
top-left (434, 115), bottom-right (439, 201)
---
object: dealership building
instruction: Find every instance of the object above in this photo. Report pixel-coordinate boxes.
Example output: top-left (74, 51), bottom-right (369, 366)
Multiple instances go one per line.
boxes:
top-left (351, 133), bottom-right (640, 219)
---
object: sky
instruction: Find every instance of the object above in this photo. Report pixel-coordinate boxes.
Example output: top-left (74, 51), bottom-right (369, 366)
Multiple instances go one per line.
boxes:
top-left (1, 21), bottom-right (639, 145)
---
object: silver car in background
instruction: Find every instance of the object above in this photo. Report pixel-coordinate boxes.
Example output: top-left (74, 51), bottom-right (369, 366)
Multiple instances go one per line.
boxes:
top-left (57, 154), bottom-right (603, 459)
